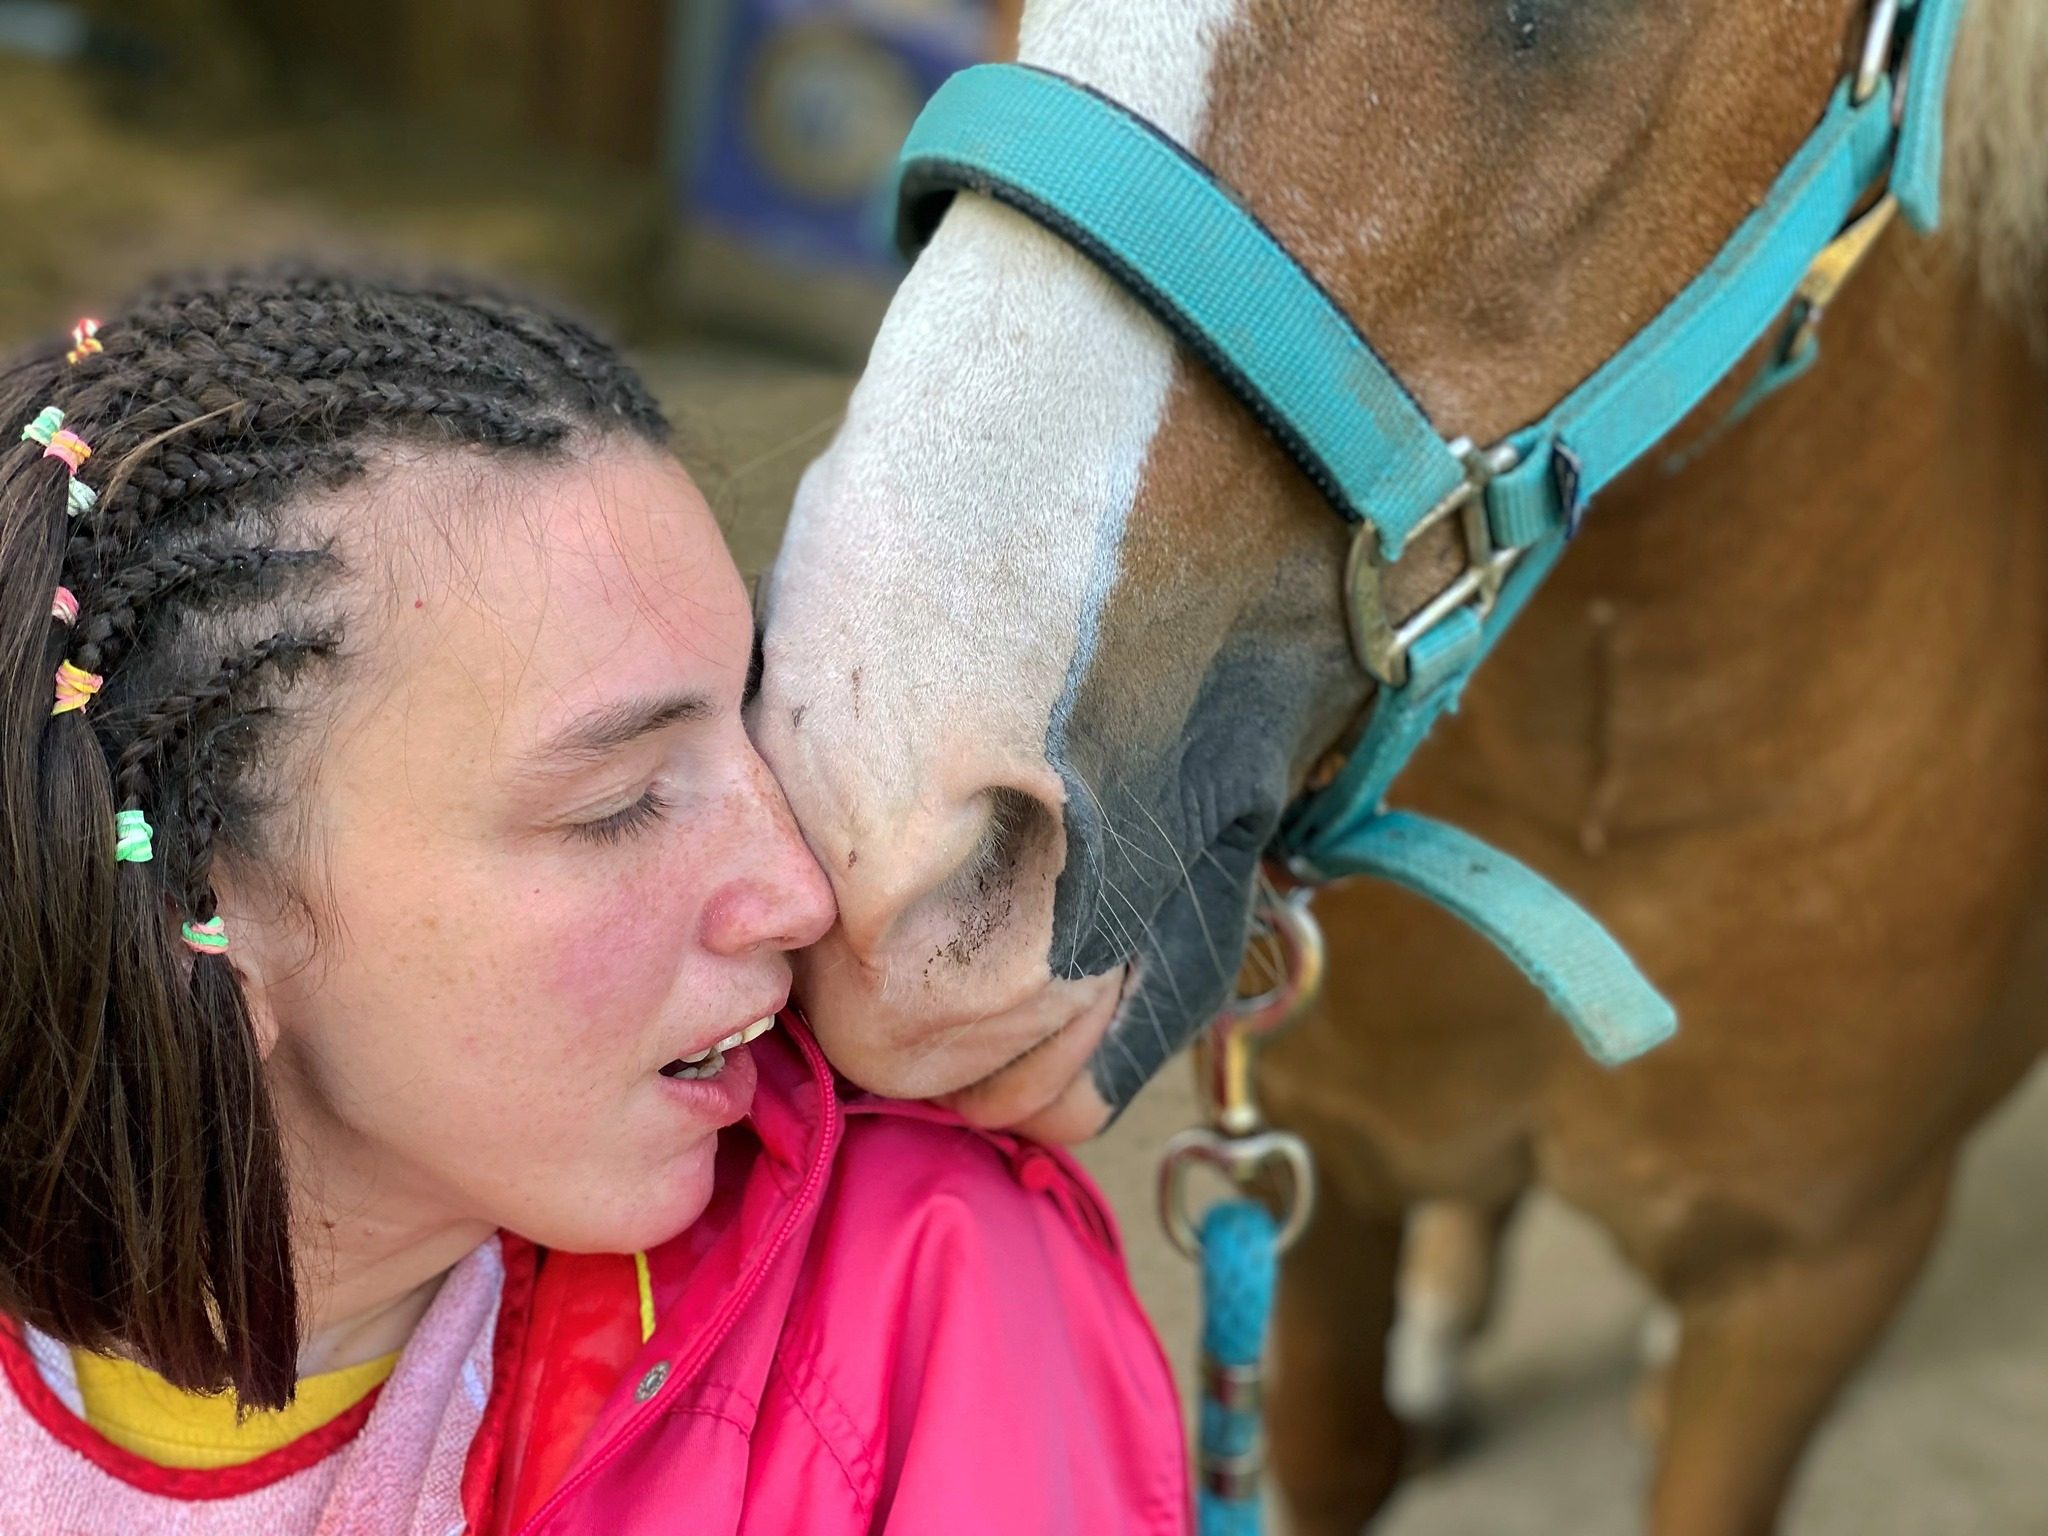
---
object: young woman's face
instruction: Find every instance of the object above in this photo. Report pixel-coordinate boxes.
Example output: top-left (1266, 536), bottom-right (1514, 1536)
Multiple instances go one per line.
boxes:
top-left (237, 442), bottom-right (834, 1257)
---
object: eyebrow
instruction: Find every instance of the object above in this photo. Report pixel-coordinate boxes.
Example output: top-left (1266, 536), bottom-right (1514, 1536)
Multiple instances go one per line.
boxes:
top-left (534, 691), bottom-right (719, 764)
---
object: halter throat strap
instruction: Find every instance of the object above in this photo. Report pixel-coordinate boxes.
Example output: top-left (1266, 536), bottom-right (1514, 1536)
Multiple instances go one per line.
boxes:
top-left (891, 0), bottom-right (1967, 1065)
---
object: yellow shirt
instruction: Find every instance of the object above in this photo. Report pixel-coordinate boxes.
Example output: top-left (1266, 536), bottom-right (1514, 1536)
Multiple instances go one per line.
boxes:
top-left (71, 1348), bottom-right (399, 1470)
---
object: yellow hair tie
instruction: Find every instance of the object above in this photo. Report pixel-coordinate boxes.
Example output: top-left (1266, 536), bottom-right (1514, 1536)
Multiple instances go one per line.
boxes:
top-left (52, 659), bottom-right (103, 716)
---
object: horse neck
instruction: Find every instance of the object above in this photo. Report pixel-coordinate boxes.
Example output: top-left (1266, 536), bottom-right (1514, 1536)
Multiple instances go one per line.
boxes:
top-left (1578, 232), bottom-right (2047, 611)
top-left (1424, 233), bottom-right (2048, 828)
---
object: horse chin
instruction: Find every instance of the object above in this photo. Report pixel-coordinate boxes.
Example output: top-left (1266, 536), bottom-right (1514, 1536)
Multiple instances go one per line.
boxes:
top-left (795, 945), bottom-right (1129, 1112)
top-left (935, 965), bottom-right (1128, 1139)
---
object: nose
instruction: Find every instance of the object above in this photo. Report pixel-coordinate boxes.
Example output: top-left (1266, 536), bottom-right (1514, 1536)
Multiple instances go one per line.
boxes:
top-left (698, 751), bottom-right (837, 958)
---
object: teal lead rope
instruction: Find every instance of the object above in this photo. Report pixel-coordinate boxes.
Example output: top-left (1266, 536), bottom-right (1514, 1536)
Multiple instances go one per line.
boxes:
top-left (1198, 1202), bottom-right (1280, 1536)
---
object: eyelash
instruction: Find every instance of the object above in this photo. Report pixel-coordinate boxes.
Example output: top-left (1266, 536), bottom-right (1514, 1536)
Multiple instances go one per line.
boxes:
top-left (567, 787), bottom-right (674, 846)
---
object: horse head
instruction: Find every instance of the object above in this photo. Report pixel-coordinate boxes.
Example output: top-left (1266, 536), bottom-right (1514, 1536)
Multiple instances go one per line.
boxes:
top-left (757, 0), bottom-right (2031, 1138)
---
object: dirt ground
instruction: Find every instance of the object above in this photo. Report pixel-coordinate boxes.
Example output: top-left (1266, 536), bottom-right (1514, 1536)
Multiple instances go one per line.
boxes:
top-left (10, 43), bottom-right (2048, 1534)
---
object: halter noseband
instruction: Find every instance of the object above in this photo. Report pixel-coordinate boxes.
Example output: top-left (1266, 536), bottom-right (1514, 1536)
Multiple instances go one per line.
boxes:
top-left (891, 0), bottom-right (1967, 1062)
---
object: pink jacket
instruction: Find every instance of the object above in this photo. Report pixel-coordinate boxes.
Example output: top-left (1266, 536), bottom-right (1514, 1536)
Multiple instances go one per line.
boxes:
top-left (493, 1016), bottom-right (1190, 1534)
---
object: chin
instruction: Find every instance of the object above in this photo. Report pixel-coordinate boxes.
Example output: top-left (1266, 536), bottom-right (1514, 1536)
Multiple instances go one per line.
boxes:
top-left (517, 1134), bottom-right (722, 1257)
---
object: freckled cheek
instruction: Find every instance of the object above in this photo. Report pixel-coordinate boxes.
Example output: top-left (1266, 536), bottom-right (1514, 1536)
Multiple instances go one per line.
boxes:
top-left (540, 862), bottom-right (700, 1034)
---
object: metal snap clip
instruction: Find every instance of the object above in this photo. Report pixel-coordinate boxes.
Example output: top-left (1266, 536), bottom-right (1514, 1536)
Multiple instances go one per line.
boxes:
top-left (635, 1360), bottom-right (671, 1402)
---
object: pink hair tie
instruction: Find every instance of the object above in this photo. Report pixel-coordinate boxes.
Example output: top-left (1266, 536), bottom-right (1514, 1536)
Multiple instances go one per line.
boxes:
top-left (43, 429), bottom-right (91, 474)
top-left (52, 659), bottom-right (102, 716)
top-left (66, 319), bottom-right (102, 366)
top-left (50, 587), bottom-right (78, 626)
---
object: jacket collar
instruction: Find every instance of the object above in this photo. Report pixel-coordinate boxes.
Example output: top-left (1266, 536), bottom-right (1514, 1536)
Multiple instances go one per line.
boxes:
top-left (513, 1013), bottom-right (841, 1529)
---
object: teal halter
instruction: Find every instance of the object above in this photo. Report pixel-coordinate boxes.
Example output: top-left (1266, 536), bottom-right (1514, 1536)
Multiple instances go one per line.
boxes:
top-left (892, 0), bottom-right (1968, 1067)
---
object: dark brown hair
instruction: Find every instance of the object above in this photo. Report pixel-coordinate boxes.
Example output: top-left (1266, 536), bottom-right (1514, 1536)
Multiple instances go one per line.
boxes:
top-left (0, 265), bottom-right (667, 1408)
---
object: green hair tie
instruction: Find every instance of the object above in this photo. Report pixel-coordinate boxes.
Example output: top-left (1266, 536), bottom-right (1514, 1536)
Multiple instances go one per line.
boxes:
top-left (113, 808), bottom-right (153, 864)
top-left (21, 405), bottom-right (62, 448)
top-left (180, 915), bottom-right (228, 954)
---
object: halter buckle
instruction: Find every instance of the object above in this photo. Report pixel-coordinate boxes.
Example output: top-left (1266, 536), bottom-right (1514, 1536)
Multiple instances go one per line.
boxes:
top-left (1346, 438), bottom-right (1524, 689)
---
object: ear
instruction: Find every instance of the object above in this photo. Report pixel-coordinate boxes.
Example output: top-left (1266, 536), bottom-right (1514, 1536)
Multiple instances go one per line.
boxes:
top-left (206, 859), bottom-right (299, 1062)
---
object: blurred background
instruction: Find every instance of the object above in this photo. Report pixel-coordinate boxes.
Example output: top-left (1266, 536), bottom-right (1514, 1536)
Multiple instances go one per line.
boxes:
top-left (6, 3), bottom-right (2047, 1530)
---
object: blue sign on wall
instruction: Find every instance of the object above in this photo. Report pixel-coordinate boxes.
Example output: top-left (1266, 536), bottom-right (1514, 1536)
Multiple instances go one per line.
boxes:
top-left (677, 0), bottom-right (993, 274)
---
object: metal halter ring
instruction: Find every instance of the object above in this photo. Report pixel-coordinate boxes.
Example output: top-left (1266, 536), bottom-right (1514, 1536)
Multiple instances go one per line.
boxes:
top-left (1345, 437), bottom-right (1524, 689)
top-left (1219, 882), bottom-right (1326, 1041)
top-left (1853, 0), bottom-right (1902, 107)
top-left (1198, 883), bottom-right (1327, 1135)
top-left (1156, 1125), bottom-right (1318, 1261)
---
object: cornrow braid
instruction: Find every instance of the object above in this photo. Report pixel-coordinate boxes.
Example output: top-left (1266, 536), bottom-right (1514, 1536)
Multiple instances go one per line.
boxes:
top-left (0, 262), bottom-right (669, 1411)
top-left (163, 326), bottom-right (544, 397)
top-left (72, 544), bottom-right (335, 679)
top-left (65, 442), bottom-right (354, 566)
top-left (112, 629), bottom-right (342, 810)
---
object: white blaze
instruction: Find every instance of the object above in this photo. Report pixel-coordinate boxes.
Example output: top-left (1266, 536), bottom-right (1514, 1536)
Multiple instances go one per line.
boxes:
top-left (761, 0), bottom-right (1246, 852)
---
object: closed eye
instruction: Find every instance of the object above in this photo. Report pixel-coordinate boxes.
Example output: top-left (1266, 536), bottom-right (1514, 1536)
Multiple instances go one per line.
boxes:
top-left (566, 787), bottom-right (673, 846)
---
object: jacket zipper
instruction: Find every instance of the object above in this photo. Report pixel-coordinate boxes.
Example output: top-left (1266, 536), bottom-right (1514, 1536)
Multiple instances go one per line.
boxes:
top-left (512, 1033), bottom-right (843, 1534)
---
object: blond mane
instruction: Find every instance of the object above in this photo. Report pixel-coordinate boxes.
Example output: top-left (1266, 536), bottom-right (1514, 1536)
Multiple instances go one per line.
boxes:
top-left (1947, 0), bottom-right (2048, 343)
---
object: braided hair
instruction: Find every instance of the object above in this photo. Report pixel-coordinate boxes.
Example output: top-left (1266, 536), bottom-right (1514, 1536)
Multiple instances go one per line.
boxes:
top-left (0, 264), bottom-right (667, 1409)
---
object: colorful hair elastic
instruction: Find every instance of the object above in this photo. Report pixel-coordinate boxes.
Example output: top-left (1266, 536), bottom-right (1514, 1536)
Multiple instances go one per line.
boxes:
top-left (113, 808), bottom-right (153, 864)
top-left (21, 406), bottom-right (62, 448)
top-left (50, 586), bottom-right (78, 626)
top-left (66, 319), bottom-right (102, 365)
top-left (181, 915), bottom-right (228, 954)
top-left (20, 405), bottom-right (96, 515)
top-left (52, 659), bottom-right (102, 716)
top-left (43, 428), bottom-right (91, 473)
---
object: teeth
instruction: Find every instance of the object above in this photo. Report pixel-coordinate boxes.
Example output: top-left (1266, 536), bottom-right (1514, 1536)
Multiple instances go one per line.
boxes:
top-left (665, 1047), bottom-right (725, 1080)
top-left (712, 1016), bottom-right (778, 1054)
top-left (665, 1017), bottom-right (777, 1079)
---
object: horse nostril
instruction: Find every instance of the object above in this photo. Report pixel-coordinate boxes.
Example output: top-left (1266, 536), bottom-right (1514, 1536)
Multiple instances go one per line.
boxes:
top-left (931, 786), bottom-right (1056, 968)
top-left (980, 786), bottom-right (1050, 880)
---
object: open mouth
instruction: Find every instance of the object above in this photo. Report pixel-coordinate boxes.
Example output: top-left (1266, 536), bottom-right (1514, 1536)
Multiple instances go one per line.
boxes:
top-left (660, 1015), bottom-right (777, 1081)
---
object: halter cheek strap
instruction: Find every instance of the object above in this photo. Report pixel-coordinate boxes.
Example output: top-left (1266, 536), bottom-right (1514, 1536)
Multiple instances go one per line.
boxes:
top-left (893, 0), bottom-right (1968, 1065)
